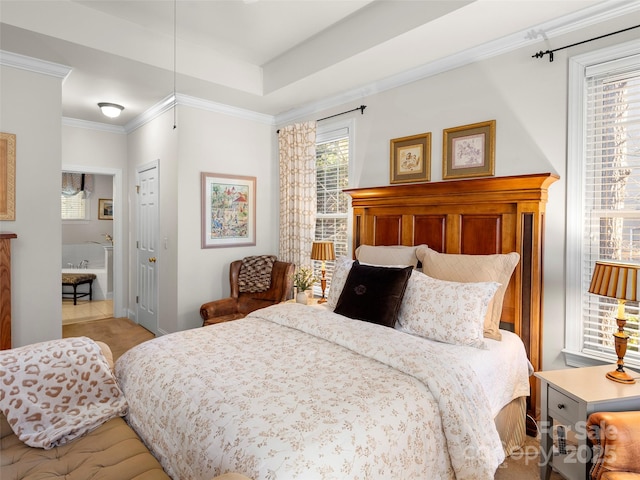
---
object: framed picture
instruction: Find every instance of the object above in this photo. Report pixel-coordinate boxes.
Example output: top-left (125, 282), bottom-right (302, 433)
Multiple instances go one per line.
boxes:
top-left (390, 132), bottom-right (431, 184)
top-left (443, 120), bottom-right (496, 180)
top-left (0, 132), bottom-right (16, 221)
top-left (98, 198), bottom-right (113, 220)
top-left (201, 172), bottom-right (256, 248)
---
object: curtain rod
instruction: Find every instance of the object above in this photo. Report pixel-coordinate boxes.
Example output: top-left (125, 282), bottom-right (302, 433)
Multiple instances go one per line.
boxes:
top-left (277, 105), bottom-right (367, 134)
top-left (532, 24), bottom-right (640, 62)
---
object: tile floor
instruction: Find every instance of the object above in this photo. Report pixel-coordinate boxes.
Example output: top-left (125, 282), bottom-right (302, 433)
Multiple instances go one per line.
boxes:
top-left (62, 298), bottom-right (113, 325)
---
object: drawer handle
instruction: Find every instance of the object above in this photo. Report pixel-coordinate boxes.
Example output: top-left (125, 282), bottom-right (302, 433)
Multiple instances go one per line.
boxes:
top-left (557, 403), bottom-right (565, 409)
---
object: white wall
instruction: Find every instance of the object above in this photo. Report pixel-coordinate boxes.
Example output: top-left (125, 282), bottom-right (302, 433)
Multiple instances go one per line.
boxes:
top-left (175, 106), bottom-right (277, 332)
top-left (126, 105), bottom-right (276, 334)
top-left (0, 65), bottom-right (63, 347)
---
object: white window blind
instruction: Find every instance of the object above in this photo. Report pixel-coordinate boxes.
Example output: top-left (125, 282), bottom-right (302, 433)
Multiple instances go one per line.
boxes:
top-left (314, 124), bottom-right (351, 296)
top-left (61, 191), bottom-right (87, 220)
top-left (580, 55), bottom-right (640, 365)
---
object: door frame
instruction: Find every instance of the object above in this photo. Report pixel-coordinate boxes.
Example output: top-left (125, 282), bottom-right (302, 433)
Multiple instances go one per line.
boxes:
top-left (62, 164), bottom-right (125, 318)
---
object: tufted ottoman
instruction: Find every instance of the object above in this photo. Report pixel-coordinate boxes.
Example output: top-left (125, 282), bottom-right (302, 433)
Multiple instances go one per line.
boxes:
top-left (61, 273), bottom-right (97, 305)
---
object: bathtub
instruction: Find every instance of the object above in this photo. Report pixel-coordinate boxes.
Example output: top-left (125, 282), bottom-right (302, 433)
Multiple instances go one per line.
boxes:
top-left (62, 243), bottom-right (112, 300)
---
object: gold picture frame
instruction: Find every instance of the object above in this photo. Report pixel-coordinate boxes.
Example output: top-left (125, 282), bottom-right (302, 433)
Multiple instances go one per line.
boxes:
top-left (443, 120), bottom-right (496, 180)
top-left (98, 198), bottom-right (113, 220)
top-left (0, 133), bottom-right (16, 221)
top-left (390, 132), bottom-right (431, 184)
top-left (201, 172), bottom-right (256, 248)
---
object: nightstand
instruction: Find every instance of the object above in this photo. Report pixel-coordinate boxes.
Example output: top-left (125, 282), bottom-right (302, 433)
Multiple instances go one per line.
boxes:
top-left (535, 365), bottom-right (640, 480)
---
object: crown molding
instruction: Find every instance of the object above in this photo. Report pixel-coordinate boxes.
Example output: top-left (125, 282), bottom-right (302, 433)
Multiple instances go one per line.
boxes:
top-left (0, 50), bottom-right (71, 78)
top-left (62, 117), bottom-right (126, 134)
top-left (275, 0), bottom-right (640, 126)
top-left (124, 94), bottom-right (176, 133)
top-left (175, 94), bottom-right (274, 125)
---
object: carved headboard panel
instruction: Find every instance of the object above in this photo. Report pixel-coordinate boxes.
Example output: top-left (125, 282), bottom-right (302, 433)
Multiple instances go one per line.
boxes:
top-left (345, 173), bottom-right (559, 415)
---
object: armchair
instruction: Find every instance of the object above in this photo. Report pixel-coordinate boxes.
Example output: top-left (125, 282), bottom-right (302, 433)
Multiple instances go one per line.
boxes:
top-left (587, 411), bottom-right (640, 480)
top-left (200, 258), bottom-right (295, 326)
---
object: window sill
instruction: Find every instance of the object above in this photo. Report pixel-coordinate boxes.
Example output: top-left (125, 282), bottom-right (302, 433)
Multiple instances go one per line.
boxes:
top-left (563, 349), bottom-right (640, 372)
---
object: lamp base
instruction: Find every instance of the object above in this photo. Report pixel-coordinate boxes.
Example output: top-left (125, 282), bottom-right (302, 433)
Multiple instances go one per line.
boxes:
top-left (317, 297), bottom-right (327, 304)
top-left (606, 368), bottom-right (636, 384)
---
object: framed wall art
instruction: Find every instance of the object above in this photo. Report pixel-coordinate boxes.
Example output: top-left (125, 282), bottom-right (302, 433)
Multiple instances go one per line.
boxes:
top-left (0, 132), bottom-right (16, 221)
top-left (442, 120), bottom-right (495, 180)
top-left (390, 132), bottom-right (431, 184)
top-left (98, 198), bottom-right (113, 220)
top-left (201, 172), bottom-right (256, 248)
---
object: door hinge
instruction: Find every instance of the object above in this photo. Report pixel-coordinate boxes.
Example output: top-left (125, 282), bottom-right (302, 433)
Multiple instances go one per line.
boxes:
top-left (136, 240), bottom-right (139, 249)
top-left (136, 295), bottom-right (139, 304)
top-left (136, 185), bottom-right (140, 194)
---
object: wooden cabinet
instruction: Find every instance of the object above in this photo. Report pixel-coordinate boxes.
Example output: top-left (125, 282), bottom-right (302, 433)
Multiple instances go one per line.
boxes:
top-left (1, 232), bottom-right (17, 350)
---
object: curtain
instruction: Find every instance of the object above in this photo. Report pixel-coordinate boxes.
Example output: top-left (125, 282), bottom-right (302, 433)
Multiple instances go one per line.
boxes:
top-left (278, 121), bottom-right (317, 271)
top-left (61, 172), bottom-right (93, 198)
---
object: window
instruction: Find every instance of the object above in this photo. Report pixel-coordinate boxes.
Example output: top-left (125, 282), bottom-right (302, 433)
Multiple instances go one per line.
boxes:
top-left (566, 40), bottom-right (640, 368)
top-left (313, 119), bottom-right (353, 296)
top-left (61, 191), bottom-right (88, 220)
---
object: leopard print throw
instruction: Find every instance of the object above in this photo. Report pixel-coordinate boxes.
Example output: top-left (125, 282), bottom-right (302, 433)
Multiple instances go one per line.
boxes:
top-left (0, 336), bottom-right (128, 449)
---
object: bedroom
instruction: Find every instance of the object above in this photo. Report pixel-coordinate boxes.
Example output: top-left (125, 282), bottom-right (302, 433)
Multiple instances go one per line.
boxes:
top-left (1, 0), bottom-right (640, 461)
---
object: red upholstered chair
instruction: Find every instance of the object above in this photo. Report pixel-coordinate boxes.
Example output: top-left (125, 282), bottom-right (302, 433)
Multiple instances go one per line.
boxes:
top-left (587, 411), bottom-right (640, 480)
top-left (200, 258), bottom-right (294, 326)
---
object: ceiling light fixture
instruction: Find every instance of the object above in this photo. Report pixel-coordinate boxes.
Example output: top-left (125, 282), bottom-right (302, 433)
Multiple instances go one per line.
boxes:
top-left (98, 102), bottom-right (124, 118)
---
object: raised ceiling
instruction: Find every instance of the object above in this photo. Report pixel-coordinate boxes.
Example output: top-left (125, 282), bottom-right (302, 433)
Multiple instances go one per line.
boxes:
top-left (0, 0), bottom-right (635, 127)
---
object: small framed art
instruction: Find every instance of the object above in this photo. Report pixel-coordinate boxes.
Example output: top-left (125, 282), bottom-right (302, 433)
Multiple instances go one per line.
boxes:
top-left (442, 120), bottom-right (496, 180)
top-left (390, 132), bottom-right (431, 184)
top-left (201, 172), bottom-right (256, 248)
top-left (98, 199), bottom-right (113, 220)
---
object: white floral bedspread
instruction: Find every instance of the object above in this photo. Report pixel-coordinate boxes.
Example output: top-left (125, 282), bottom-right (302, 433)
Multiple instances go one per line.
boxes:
top-left (116, 303), bottom-right (504, 480)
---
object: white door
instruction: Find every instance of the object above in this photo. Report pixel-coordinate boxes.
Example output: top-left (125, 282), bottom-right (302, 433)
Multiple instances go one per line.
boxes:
top-left (137, 163), bottom-right (159, 334)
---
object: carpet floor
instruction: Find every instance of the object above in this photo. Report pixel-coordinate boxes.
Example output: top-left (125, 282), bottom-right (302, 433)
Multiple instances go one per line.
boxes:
top-left (63, 317), bottom-right (564, 480)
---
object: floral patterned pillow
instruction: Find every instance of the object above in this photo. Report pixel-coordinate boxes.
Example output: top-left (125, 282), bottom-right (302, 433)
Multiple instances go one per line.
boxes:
top-left (326, 256), bottom-right (354, 309)
top-left (397, 271), bottom-right (500, 349)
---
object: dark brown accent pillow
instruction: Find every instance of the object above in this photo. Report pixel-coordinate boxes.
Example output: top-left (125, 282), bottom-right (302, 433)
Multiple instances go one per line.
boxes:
top-left (334, 261), bottom-right (413, 327)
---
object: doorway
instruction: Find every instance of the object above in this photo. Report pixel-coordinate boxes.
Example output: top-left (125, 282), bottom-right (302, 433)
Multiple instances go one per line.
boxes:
top-left (61, 164), bottom-right (124, 324)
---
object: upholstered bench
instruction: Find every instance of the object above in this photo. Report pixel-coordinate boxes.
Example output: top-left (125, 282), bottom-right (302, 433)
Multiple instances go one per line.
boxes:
top-left (61, 272), bottom-right (96, 305)
top-left (0, 340), bottom-right (253, 480)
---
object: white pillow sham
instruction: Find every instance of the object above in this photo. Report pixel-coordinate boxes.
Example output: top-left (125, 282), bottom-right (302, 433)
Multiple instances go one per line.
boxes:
top-left (397, 271), bottom-right (500, 349)
top-left (355, 244), bottom-right (424, 268)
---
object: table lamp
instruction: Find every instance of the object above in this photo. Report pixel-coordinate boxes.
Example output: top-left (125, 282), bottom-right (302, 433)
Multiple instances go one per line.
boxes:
top-left (311, 241), bottom-right (335, 304)
top-left (589, 260), bottom-right (639, 384)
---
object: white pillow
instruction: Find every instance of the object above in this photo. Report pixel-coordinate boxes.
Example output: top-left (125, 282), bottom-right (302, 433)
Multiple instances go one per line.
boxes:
top-left (416, 246), bottom-right (519, 341)
top-left (326, 256), bottom-right (354, 309)
top-left (397, 271), bottom-right (500, 349)
top-left (355, 244), bottom-right (424, 268)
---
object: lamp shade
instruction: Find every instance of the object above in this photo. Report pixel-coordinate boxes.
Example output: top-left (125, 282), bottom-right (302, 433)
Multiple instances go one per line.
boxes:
top-left (310, 241), bottom-right (335, 261)
top-left (589, 260), bottom-right (640, 302)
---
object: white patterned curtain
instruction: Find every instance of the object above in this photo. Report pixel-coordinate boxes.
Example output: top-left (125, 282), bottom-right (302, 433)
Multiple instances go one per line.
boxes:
top-left (61, 172), bottom-right (93, 198)
top-left (278, 121), bottom-right (317, 270)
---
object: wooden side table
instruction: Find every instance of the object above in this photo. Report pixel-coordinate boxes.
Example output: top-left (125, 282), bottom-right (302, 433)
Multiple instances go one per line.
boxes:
top-left (535, 365), bottom-right (640, 480)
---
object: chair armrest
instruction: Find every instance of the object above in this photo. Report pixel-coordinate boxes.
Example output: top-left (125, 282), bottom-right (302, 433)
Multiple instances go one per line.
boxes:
top-left (587, 411), bottom-right (640, 480)
top-left (200, 297), bottom-right (238, 322)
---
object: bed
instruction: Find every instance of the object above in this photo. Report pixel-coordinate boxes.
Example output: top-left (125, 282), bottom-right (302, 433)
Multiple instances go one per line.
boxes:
top-left (115, 173), bottom-right (558, 480)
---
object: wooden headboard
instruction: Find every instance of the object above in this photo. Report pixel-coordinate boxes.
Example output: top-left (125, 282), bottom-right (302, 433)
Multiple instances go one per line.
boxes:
top-left (345, 172), bottom-right (559, 417)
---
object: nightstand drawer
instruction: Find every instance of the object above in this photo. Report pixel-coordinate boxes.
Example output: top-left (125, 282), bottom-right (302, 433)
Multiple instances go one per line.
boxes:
top-left (548, 387), bottom-right (579, 423)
